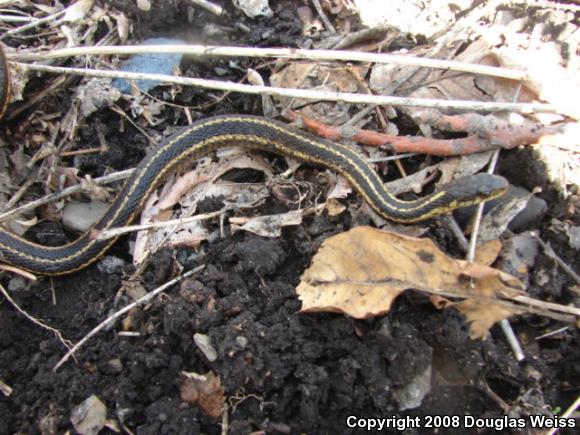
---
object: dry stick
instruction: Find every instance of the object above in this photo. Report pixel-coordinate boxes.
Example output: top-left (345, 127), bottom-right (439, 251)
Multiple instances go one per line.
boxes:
top-left (545, 395), bottom-right (580, 435)
top-left (2, 168), bottom-right (39, 211)
top-left (188, 0), bottom-right (223, 16)
top-left (535, 326), bottom-right (569, 340)
top-left (15, 63), bottom-right (558, 114)
top-left (367, 152), bottom-right (418, 163)
top-left (0, 9), bottom-right (65, 39)
top-left (466, 83), bottom-right (526, 362)
top-left (533, 233), bottom-right (580, 284)
top-left (425, 288), bottom-right (576, 323)
top-left (53, 265), bottom-right (205, 371)
top-left (513, 295), bottom-right (580, 317)
top-left (524, 0), bottom-right (580, 12)
top-left (95, 209), bottom-right (228, 241)
top-left (59, 145), bottom-right (107, 157)
top-left (221, 402), bottom-right (229, 435)
top-left (0, 15), bottom-right (36, 23)
top-left (311, 0), bottom-right (336, 34)
top-left (0, 169), bottom-right (133, 223)
top-left (0, 283), bottom-right (73, 352)
top-left (11, 44), bottom-right (529, 81)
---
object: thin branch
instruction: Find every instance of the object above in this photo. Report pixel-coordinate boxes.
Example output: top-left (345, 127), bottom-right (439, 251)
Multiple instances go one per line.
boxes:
top-left (15, 63), bottom-right (559, 114)
top-left (311, 0), bottom-right (336, 34)
top-left (95, 209), bottom-right (228, 240)
top-left (53, 265), bottom-right (205, 371)
top-left (545, 395), bottom-right (580, 435)
top-left (533, 233), bottom-right (580, 284)
top-left (0, 169), bottom-right (133, 223)
top-left (188, 0), bottom-right (223, 16)
top-left (0, 283), bottom-right (73, 352)
top-left (0, 9), bottom-right (65, 40)
top-left (465, 82), bottom-right (526, 362)
top-left (10, 44), bottom-right (529, 81)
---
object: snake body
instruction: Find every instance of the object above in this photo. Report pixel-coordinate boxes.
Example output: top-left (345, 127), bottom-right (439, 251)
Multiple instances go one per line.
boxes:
top-left (0, 43), bottom-right (507, 275)
top-left (0, 115), bottom-right (507, 275)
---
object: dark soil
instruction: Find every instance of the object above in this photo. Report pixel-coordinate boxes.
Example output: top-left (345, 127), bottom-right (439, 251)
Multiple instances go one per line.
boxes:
top-left (0, 1), bottom-right (578, 434)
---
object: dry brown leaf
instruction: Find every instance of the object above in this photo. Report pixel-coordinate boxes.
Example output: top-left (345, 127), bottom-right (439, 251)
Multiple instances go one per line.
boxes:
top-left (156, 170), bottom-right (211, 211)
top-left (474, 239), bottom-right (502, 266)
top-left (326, 173), bottom-right (351, 200)
top-left (230, 210), bottom-right (303, 237)
top-left (325, 198), bottom-right (346, 216)
top-left (63, 0), bottom-right (95, 23)
top-left (163, 225), bottom-right (208, 249)
top-left (133, 152), bottom-right (274, 264)
top-left (478, 192), bottom-right (532, 243)
top-left (297, 226), bottom-right (524, 337)
top-left (180, 371), bottom-right (224, 419)
top-left (383, 165), bottom-right (436, 196)
top-left (453, 299), bottom-right (517, 339)
top-left (133, 191), bottom-right (160, 265)
top-left (270, 63), bottom-right (368, 123)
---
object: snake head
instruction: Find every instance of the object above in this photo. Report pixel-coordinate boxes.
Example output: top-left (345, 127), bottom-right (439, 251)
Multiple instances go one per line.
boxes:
top-left (442, 173), bottom-right (508, 208)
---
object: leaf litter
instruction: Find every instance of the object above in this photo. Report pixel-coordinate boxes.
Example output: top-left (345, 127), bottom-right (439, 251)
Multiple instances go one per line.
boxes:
top-left (0, 0), bottom-right (579, 433)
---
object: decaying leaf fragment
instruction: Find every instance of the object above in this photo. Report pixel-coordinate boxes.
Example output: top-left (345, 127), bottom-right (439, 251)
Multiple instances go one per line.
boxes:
top-left (297, 226), bottom-right (525, 338)
top-left (180, 371), bottom-right (224, 419)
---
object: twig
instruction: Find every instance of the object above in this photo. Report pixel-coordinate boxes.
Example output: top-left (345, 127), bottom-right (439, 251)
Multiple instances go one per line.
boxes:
top-left (189, 0), bottom-right (223, 16)
top-left (95, 209), bottom-right (228, 240)
top-left (513, 295), bottom-right (580, 317)
top-left (310, 0), bottom-right (336, 34)
top-left (59, 145), bottom-right (107, 157)
top-left (367, 152), bottom-right (417, 163)
top-left (0, 283), bottom-right (73, 352)
top-left (468, 152), bottom-right (527, 360)
top-left (0, 264), bottom-right (37, 280)
top-left (15, 63), bottom-right (560, 114)
top-left (330, 25), bottom-right (393, 50)
top-left (221, 402), bottom-right (229, 435)
top-left (423, 287), bottom-right (576, 324)
top-left (545, 395), bottom-right (580, 435)
top-left (535, 326), bottom-right (569, 340)
top-left (0, 9), bottom-right (65, 40)
top-left (285, 110), bottom-right (531, 156)
top-left (465, 81), bottom-right (527, 361)
top-left (110, 105), bottom-right (156, 144)
top-left (2, 168), bottom-right (39, 211)
top-left (0, 15), bottom-right (36, 23)
top-left (0, 169), bottom-right (134, 223)
top-left (441, 215), bottom-right (469, 253)
top-left (53, 265), bottom-right (205, 371)
top-left (533, 233), bottom-right (580, 284)
top-left (466, 149), bottom-right (501, 262)
top-left (522, 0), bottom-right (580, 13)
top-left (11, 44), bottom-right (530, 81)
top-left (500, 319), bottom-right (525, 362)
top-left (413, 112), bottom-right (566, 148)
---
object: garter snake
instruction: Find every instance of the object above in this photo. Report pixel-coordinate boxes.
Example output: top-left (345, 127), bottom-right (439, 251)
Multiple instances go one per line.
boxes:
top-left (0, 49), bottom-right (507, 276)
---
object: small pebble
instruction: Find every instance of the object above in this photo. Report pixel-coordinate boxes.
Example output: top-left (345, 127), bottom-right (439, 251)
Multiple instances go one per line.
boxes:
top-left (70, 395), bottom-right (107, 435)
top-left (193, 333), bottom-right (218, 362)
top-left (62, 200), bottom-right (109, 233)
top-left (97, 256), bottom-right (126, 274)
top-left (235, 336), bottom-right (248, 349)
top-left (7, 276), bottom-right (27, 292)
top-left (99, 358), bottom-right (123, 375)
